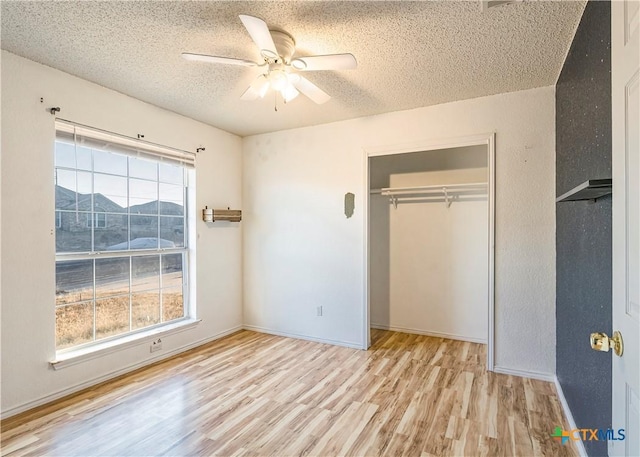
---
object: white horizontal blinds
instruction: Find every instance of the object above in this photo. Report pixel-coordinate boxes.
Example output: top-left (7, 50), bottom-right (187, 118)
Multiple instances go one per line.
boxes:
top-left (55, 120), bottom-right (196, 168)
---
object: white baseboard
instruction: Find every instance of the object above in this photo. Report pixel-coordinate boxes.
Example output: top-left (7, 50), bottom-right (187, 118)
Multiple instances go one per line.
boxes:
top-left (0, 325), bottom-right (243, 420)
top-left (554, 376), bottom-right (588, 457)
top-left (242, 325), bottom-right (364, 349)
top-left (492, 365), bottom-right (555, 382)
top-left (371, 323), bottom-right (487, 345)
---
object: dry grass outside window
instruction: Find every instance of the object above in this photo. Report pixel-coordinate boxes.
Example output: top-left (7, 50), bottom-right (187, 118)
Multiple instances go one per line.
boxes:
top-left (55, 291), bottom-right (184, 349)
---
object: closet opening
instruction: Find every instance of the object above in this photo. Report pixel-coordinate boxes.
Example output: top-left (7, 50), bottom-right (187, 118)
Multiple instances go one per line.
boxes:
top-left (364, 134), bottom-right (495, 370)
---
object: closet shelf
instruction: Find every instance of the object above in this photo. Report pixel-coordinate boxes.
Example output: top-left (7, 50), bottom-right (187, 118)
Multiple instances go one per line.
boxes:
top-left (555, 179), bottom-right (612, 203)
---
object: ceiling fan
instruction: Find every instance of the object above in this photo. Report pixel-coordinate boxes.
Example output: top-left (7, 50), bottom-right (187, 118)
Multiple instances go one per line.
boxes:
top-left (182, 14), bottom-right (357, 105)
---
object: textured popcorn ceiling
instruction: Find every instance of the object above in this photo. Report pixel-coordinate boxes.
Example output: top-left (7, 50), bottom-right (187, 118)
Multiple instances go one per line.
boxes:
top-left (1, 1), bottom-right (585, 137)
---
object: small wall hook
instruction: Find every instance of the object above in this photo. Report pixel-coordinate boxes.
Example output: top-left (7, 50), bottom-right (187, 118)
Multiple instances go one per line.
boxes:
top-left (196, 147), bottom-right (205, 153)
top-left (49, 107), bottom-right (61, 115)
top-left (137, 134), bottom-right (145, 139)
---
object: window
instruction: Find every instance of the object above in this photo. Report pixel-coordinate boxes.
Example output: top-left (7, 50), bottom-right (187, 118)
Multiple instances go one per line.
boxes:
top-left (85, 213), bottom-right (107, 229)
top-left (54, 121), bottom-right (195, 351)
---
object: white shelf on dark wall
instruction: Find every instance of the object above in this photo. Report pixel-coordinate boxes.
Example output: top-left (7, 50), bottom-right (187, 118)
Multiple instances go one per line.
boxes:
top-left (556, 179), bottom-right (612, 203)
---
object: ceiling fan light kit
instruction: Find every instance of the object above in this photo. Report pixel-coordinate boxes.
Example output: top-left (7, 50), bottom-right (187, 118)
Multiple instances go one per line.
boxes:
top-left (268, 67), bottom-right (288, 91)
top-left (182, 14), bottom-right (357, 107)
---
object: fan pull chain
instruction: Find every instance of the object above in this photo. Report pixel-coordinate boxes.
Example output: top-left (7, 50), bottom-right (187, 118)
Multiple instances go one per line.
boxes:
top-left (274, 91), bottom-right (278, 112)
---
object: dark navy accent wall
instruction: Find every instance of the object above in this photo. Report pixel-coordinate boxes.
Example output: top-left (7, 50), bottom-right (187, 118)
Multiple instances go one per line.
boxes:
top-left (556, 2), bottom-right (611, 456)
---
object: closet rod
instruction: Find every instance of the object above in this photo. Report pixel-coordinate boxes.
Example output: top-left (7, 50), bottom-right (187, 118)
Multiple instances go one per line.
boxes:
top-left (370, 182), bottom-right (487, 195)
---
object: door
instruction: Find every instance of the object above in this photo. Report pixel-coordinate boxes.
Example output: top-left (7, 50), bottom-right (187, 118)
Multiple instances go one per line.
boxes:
top-left (611, 1), bottom-right (640, 456)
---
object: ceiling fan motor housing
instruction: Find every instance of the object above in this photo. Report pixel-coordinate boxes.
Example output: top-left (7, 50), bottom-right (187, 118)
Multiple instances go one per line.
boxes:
top-left (269, 30), bottom-right (296, 63)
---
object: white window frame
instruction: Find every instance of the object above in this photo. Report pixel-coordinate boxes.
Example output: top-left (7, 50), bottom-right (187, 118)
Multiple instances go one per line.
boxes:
top-left (54, 120), bottom-right (196, 355)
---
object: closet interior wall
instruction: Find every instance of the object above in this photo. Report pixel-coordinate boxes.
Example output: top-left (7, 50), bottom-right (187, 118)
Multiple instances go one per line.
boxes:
top-left (369, 145), bottom-right (489, 343)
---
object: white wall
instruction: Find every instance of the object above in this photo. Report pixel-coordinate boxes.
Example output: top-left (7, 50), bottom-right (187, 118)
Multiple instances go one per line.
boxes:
top-left (370, 148), bottom-right (488, 343)
top-left (0, 51), bottom-right (243, 416)
top-left (243, 86), bottom-right (556, 377)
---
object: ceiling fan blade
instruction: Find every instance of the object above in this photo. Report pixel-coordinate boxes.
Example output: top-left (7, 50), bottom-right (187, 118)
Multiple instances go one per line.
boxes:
top-left (292, 76), bottom-right (331, 104)
top-left (182, 53), bottom-right (257, 67)
top-left (290, 53), bottom-right (357, 71)
top-left (240, 86), bottom-right (260, 101)
top-left (239, 15), bottom-right (278, 58)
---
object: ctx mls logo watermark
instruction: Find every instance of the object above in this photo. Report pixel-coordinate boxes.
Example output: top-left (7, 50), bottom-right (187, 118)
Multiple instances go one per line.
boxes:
top-left (551, 426), bottom-right (626, 444)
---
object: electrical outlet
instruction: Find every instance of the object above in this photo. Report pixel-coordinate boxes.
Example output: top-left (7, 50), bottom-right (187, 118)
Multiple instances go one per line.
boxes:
top-left (316, 306), bottom-right (323, 317)
top-left (150, 338), bottom-right (162, 353)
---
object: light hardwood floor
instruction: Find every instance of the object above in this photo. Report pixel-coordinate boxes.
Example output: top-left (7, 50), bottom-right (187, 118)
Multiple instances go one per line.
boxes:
top-left (1, 330), bottom-right (577, 456)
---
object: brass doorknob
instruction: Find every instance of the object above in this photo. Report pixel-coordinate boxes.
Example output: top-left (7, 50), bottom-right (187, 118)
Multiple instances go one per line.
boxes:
top-left (590, 331), bottom-right (624, 356)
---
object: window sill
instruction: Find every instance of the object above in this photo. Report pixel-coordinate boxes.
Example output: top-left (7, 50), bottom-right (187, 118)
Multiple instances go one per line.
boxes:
top-left (50, 318), bottom-right (201, 370)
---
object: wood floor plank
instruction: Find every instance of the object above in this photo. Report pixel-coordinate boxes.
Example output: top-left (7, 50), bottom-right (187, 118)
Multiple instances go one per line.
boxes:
top-left (1, 330), bottom-right (578, 457)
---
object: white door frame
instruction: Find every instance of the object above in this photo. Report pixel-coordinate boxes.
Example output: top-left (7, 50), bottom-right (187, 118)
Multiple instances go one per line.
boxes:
top-left (611, 1), bottom-right (639, 455)
top-left (362, 132), bottom-right (496, 371)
